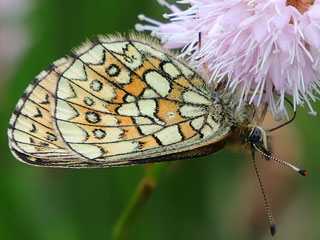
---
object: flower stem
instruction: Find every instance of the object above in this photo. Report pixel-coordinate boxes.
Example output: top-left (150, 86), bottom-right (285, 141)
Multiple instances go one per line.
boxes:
top-left (113, 162), bottom-right (170, 239)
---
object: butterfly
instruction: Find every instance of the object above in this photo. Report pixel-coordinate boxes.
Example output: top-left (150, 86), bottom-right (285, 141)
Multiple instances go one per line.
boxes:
top-left (7, 34), bottom-right (268, 168)
top-left (8, 34), bottom-right (308, 235)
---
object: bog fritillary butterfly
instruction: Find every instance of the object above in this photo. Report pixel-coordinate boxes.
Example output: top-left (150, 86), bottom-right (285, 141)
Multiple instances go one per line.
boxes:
top-left (8, 34), bottom-right (268, 167)
top-left (8, 34), bottom-right (309, 235)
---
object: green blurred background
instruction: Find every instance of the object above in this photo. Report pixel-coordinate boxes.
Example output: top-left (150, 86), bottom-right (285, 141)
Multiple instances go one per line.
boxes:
top-left (0, 0), bottom-right (320, 239)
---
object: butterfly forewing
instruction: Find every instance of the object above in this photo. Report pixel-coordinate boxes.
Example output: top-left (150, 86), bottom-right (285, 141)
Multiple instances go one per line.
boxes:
top-left (8, 58), bottom-right (83, 163)
top-left (8, 35), bottom-right (232, 167)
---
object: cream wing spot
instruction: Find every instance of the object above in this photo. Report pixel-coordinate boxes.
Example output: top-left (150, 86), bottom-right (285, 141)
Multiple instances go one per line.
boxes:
top-left (133, 116), bottom-right (153, 124)
top-left (56, 120), bottom-right (88, 142)
top-left (103, 128), bottom-right (123, 142)
top-left (139, 125), bottom-right (163, 135)
top-left (200, 125), bottom-right (213, 139)
top-left (79, 45), bottom-right (105, 64)
top-left (70, 143), bottom-right (103, 159)
top-left (57, 77), bottom-right (77, 99)
top-left (83, 97), bottom-right (95, 106)
top-left (145, 71), bottom-right (170, 97)
top-left (55, 99), bottom-right (79, 121)
top-left (137, 99), bottom-right (164, 125)
top-left (162, 62), bottom-right (180, 79)
top-left (102, 141), bottom-right (140, 157)
top-left (170, 58), bottom-right (194, 77)
top-left (85, 112), bottom-right (101, 124)
top-left (154, 125), bottom-right (183, 145)
top-left (93, 129), bottom-right (106, 139)
top-left (142, 89), bottom-right (159, 99)
top-left (137, 99), bottom-right (156, 117)
top-left (191, 116), bottom-right (205, 130)
top-left (106, 64), bottom-right (120, 77)
top-left (124, 95), bottom-right (136, 102)
top-left (90, 79), bottom-right (103, 92)
top-left (117, 103), bottom-right (140, 116)
top-left (63, 60), bottom-right (87, 80)
top-left (182, 91), bottom-right (210, 105)
top-left (179, 105), bottom-right (207, 118)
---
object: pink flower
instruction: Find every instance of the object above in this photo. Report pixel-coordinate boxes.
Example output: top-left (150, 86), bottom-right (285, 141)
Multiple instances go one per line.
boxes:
top-left (136, 0), bottom-right (320, 116)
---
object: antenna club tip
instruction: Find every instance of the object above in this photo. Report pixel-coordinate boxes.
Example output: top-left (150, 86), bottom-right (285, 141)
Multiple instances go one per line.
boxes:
top-left (299, 169), bottom-right (308, 176)
top-left (270, 223), bottom-right (277, 236)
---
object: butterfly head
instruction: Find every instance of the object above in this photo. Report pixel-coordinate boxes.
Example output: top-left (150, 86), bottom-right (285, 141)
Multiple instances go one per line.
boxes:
top-left (248, 126), bottom-right (271, 157)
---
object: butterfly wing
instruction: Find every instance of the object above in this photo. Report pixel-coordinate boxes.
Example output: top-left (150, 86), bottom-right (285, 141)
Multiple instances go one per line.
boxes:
top-left (8, 57), bottom-right (85, 164)
top-left (8, 35), bottom-right (232, 168)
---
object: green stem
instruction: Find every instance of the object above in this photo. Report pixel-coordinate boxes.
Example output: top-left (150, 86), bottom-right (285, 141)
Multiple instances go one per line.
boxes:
top-left (113, 162), bottom-right (170, 239)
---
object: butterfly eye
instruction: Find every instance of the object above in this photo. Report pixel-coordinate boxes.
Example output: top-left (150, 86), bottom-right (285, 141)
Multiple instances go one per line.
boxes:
top-left (249, 127), bottom-right (261, 143)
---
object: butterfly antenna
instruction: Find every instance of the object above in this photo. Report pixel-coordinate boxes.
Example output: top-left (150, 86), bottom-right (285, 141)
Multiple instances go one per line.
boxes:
top-left (253, 144), bottom-right (308, 176)
top-left (268, 97), bottom-right (296, 132)
top-left (251, 148), bottom-right (277, 236)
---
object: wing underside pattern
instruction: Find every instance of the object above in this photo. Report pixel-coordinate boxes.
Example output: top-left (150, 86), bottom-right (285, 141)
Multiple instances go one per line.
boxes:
top-left (8, 36), bottom-right (231, 167)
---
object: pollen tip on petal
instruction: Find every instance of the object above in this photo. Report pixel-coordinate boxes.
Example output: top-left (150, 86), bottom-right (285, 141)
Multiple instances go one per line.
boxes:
top-left (135, 24), bottom-right (144, 32)
top-left (138, 14), bottom-right (145, 20)
top-left (157, 0), bottom-right (170, 8)
top-left (308, 111), bottom-right (317, 116)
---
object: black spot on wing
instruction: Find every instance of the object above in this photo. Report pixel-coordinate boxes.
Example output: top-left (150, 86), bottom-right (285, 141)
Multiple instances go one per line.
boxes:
top-left (40, 94), bottom-right (50, 105)
top-left (85, 112), bottom-right (101, 124)
top-left (33, 108), bottom-right (43, 118)
top-left (30, 123), bottom-right (37, 133)
top-left (106, 64), bottom-right (121, 77)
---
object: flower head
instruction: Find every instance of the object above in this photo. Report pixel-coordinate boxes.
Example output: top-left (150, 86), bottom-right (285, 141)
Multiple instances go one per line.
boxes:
top-left (136, 0), bottom-right (320, 116)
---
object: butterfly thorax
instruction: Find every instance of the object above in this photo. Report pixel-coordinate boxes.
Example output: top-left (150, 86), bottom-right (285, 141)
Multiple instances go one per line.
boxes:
top-left (212, 90), bottom-right (270, 153)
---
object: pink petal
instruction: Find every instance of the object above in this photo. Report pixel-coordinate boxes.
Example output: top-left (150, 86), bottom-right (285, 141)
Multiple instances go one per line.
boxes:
top-left (303, 24), bottom-right (320, 47)
top-left (276, 26), bottom-right (294, 52)
top-left (220, 2), bottom-right (250, 29)
top-left (307, 3), bottom-right (320, 20)
top-left (159, 23), bottom-right (186, 33)
top-left (269, 56), bottom-right (284, 90)
top-left (252, 17), bottom-right (269, 43)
